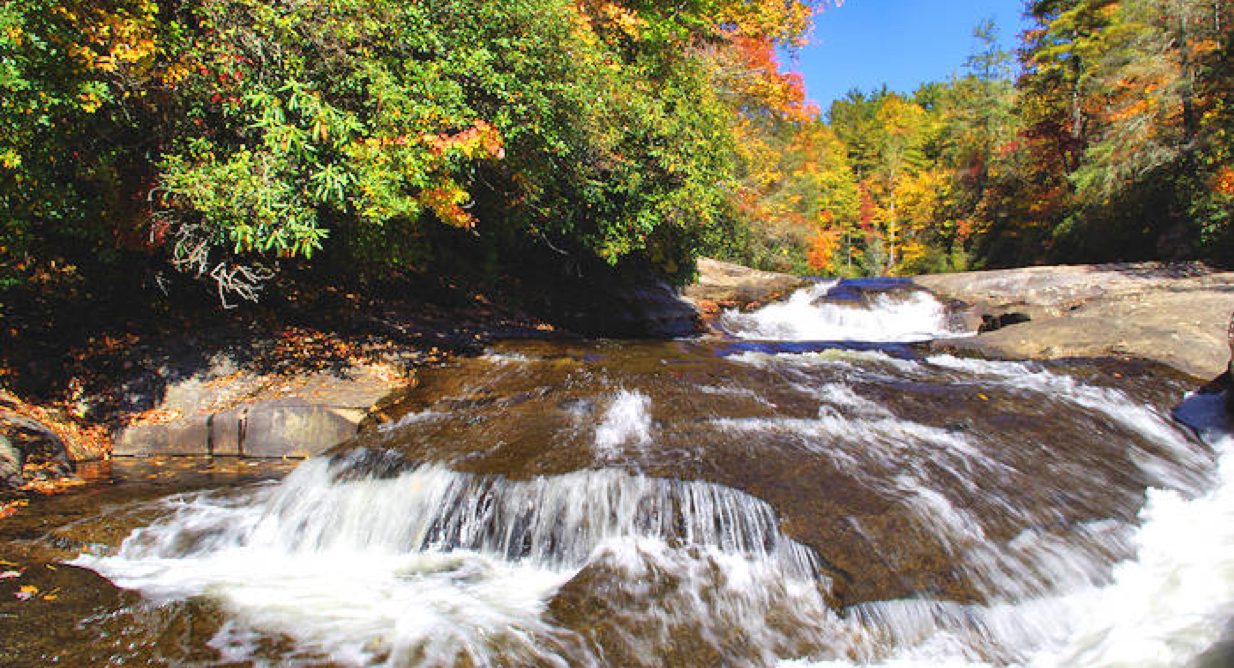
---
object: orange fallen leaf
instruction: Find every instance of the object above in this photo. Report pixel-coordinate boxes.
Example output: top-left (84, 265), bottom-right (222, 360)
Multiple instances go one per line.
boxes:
top-left (0, 499), bottom-right (28, 519)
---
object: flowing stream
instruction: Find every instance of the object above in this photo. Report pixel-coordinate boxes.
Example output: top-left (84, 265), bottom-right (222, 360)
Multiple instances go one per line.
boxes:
top-left (13, 280), bottom-right (1234, 666)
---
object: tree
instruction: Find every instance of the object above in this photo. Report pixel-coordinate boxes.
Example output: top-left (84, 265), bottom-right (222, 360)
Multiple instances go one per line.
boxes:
top-left (1, 0), bottom-right (829, 304)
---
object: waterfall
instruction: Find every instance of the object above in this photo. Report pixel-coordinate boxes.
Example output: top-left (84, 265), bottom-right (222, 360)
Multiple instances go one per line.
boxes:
top-left (718, 281), bottom-right (963, 343)
top-left (77, 458), bottom-right (830, 666)
top-left (67, 281), bottom-right (1234, 668)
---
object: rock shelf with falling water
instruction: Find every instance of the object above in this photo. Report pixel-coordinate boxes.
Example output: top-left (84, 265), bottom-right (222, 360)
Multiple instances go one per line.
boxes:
top-left (7, 281), bottom-right (1233, 667)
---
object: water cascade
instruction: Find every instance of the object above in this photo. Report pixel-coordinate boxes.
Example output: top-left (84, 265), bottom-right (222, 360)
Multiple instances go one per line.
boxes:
top-left (69, 282), bottom-right (1234, 667)
top-left (718, 280), bottom-right (962, 342)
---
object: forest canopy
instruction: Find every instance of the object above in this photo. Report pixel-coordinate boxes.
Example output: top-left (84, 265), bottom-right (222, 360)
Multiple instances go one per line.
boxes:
top-left (1, 0), bottom-right (1232, 306)
top-left (722, 0), bottom-right (1234, 277)
top-left (0, 0), bottom-right (823, 303)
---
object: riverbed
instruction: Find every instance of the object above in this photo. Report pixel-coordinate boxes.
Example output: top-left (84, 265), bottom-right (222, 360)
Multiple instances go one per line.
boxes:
top-left (2, 280), bottom-right (1231, 667)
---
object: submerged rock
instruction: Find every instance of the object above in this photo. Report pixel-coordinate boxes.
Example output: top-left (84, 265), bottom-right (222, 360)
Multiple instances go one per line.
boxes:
top-left (350, 339), bottom-right (1208, 609)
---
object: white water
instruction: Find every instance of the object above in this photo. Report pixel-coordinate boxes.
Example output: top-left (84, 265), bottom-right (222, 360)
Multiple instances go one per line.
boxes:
top-left (719, 282), bottom-right (962, 342)
top-left (788, 391), bottom-right (1234, 668)
top-left (593, 389), bottom-right (653, 456)
top-left (78, 369), bottom-right (1234, 667)
top-left (77, 459), bottom-right (828, 667)
top-left (70, 284), bottom-right (1234, 667)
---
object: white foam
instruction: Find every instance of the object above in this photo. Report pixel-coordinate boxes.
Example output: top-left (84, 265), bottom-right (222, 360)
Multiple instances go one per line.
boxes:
top-left (593, 390), bottom-right (653, 455)
top-left (719, 282), bottom-right (962, 343)
top-left (777, 392), bottom-right (1234, 668)
top-left (377, 409), bottom-right (444, 432)
top-left (76, 461), bottom-right (825, 666)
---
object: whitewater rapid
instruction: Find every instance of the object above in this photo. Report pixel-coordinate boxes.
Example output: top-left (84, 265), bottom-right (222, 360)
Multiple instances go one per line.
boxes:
top-left (71, 281), bottom-right (1234, 667)
top-left (718, 281), bottom-right (964, 342)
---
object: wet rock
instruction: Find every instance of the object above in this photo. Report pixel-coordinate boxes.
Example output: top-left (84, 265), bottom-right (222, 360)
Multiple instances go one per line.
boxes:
top-left (683, 258), bottom-right (809, 324)
top-left (916, 262), bottom-right (1234, 378)
top-left (0, 561), bottom-right (242, 667)
top-left (813, 276), bottom-right (918, 306)
top-left (355, 339), bottom-right (1204, 609)
top-left (0, 410), bottom-right (75, 488)
top-left (0, 433), bottom-right (22, 488)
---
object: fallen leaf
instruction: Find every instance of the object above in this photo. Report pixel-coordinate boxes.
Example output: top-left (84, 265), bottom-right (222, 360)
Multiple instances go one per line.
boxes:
top-left (0, 499), bottom-right (29, 519)
top-left (15, 584), bottom-right (38, 601)
top-left (0, 570), bottom-right (22, 580)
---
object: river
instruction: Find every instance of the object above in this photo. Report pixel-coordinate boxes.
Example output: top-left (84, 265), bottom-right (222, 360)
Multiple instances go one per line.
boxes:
top-left (4, 280), bottom-right (1232, 667)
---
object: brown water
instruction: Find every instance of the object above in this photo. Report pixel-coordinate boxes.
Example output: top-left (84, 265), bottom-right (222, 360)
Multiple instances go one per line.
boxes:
top-left (0, 458), bottom-right (297, 665)
top-left (2, 283), bottom-right (1231, 667)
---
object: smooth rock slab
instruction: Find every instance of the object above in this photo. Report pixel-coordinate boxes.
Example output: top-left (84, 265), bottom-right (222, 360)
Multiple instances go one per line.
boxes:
top-left (915, 262), bottom-right (1234, 379)
top-left (241, 401), bottom-right (361, 459)
top-left (113, 401), bottom-right (364, 458)
top-left (114, 417), bottom-right (210, 457)
top-left (683, 258), bottom-right (809, 308)
top-left (111, 362), bottom-right (403, 458)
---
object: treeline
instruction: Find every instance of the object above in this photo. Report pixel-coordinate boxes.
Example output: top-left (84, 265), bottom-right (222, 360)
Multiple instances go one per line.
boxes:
top-left (723, 0), bottom-right (1234, 277)
top-left (0, 0), bottom-right (820, 305)
top-left (2, 1), bottom-right (1232, 309)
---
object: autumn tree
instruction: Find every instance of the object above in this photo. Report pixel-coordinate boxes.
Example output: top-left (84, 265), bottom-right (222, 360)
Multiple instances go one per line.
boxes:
top-left (1, 0), bottom-right (837, 303)
top-left (1011, 0), bottom-right (1234, 262)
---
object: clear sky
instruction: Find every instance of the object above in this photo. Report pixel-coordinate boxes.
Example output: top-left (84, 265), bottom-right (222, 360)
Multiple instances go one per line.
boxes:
top-left (788, 0), bottom-right (1031, 116)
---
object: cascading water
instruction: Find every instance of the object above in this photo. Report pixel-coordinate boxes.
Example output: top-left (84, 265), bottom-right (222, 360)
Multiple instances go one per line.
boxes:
top-left (62, 280), bottom-right (1234, 667)
top-left (718, 281), bottom-right (962, 342)
top-left (78, 459), bottom-right (831, 666)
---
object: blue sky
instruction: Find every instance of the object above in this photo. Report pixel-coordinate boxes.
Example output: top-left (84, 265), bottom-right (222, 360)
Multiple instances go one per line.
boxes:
top-left (787, 0), bottom-right (1031, 115)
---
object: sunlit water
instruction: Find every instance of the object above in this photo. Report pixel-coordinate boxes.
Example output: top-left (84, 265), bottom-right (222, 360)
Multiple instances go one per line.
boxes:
top-left (718, 280), bottom-right (963, 342)
top-left (69, 282), bottom-right (1234, 667)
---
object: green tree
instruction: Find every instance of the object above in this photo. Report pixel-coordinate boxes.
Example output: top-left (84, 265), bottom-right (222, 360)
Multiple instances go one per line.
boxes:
top-left (1, 0), bottom-right (825, 304)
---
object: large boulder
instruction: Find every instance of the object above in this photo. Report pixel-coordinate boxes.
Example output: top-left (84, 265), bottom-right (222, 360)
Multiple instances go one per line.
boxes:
top-left (0, 409), bottom-right (75, 490)
top-left (917, 262), bottom-right (1234, 379)
top-left (682, 258), bottom-right (809, 324)
top-left (112, 358), bottom-right (406, 458)
top-left (0, 434), bottom-right (21, 489)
